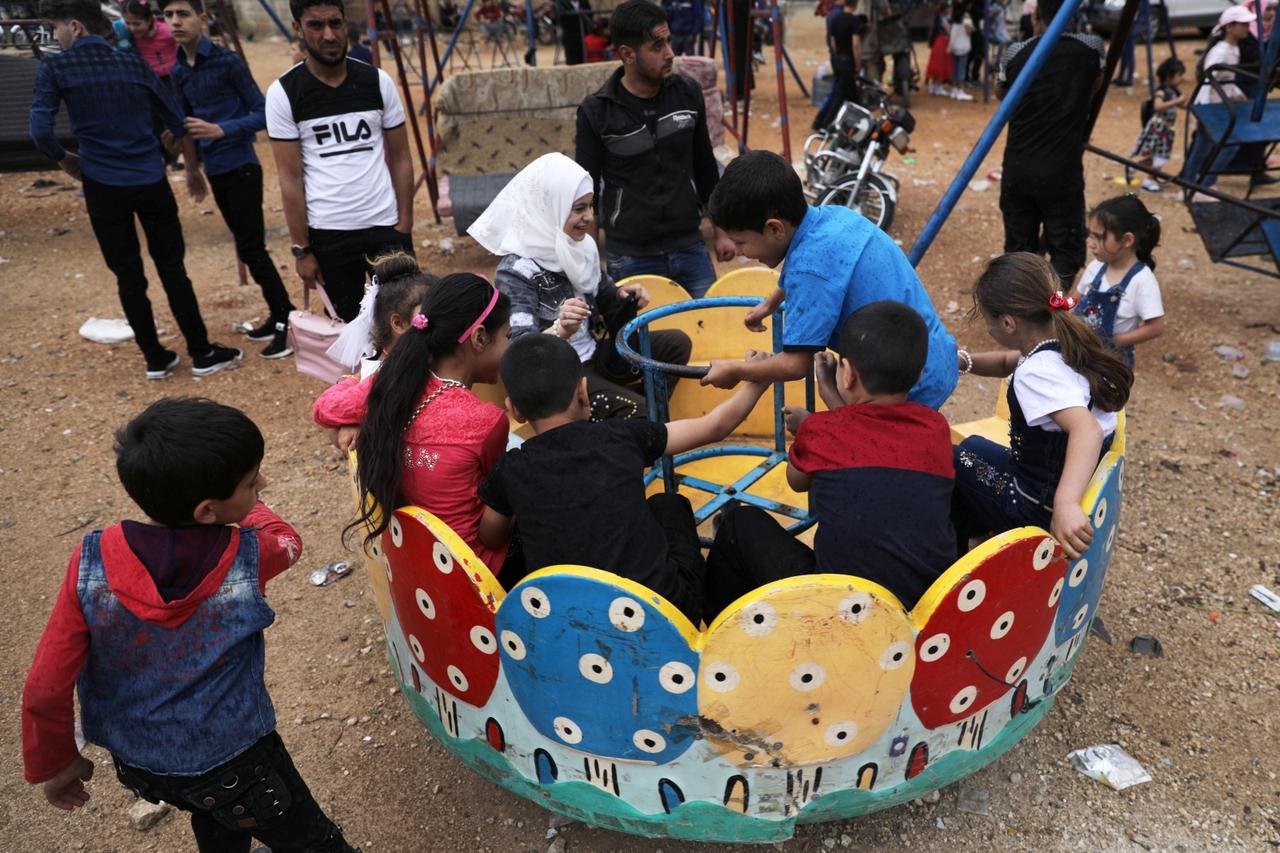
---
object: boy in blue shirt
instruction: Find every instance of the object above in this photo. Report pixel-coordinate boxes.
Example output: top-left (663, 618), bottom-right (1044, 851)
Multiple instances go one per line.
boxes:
top-left (164, 0), bottom-right (297, 359)
top-left (701, 150), bottom-right (958, 410)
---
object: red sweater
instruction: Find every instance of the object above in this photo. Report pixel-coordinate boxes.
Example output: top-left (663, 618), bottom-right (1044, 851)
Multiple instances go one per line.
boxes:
top-left (21, 503), bottom-right (300, 784)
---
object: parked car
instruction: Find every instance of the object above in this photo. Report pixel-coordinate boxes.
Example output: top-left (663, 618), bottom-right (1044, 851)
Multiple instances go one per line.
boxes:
top-left (1086, 0), bottom-right (1233, 36)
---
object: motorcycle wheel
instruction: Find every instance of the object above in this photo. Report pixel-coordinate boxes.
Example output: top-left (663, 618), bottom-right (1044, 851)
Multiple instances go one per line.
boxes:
top-left (817, 171), bottom-right (896, 231)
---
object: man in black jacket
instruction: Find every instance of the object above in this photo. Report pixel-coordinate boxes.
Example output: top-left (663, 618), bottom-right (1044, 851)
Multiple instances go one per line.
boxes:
top-left (575, 0), bottom-right (733, 298)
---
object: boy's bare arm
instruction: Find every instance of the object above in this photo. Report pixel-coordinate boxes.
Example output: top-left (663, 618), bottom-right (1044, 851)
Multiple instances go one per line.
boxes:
top-left (702, 349), bottom-right (812, 389)
top-left (667, 360), bottom-right (771, 455)
top-left (785, 462), bottom-right (813, 493)
top-left (478, 505), bottom-right (514, 550)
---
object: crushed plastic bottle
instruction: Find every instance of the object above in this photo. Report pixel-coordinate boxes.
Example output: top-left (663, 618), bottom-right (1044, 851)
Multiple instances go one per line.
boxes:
top-left (310, 560), bottom-right (353, 587)
top-left (1264, 340), bottom-right (1280, 363)
top-left (1214, 344), bottom-right (1245, 361)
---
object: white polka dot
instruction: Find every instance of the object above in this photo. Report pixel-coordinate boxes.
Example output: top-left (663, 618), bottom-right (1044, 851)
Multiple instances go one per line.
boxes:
top-left (1117, 461), bottom-right (1125, 493)
top-left (608, 597), bottom-right (645, 632)
top-left (990, 610), bottom-right (1015, 640)
top-left (384, 558), bottom-right (393, 584)
top-left (389, 516), bottom-right (403, 548)
top-left (416, 588), bottom-right (436, 620)
top-left (1105, 524), bottom-right (1118, 554)
top-left (919, 632), bottom-right (950, 662)
top-left (1092, 497), bottom-right (1108, 529)
top-left (409, 634), bottom-right (425, 664)
top-left (500, 629), bottom-right (526, 660)
top-left (447, 665), bottom-right (468, 692)
top-left (432, 540), bottom-right (453, 574)
top-left (521, 586), bottom-right (551, 618)
top-left (957, 579), bottom-right (986, 612)
top-left (1006, 656), bottom-right (1028, 683)
top-left (1033, 537), bottom-right (1056, 570)
top-left (879, 641), bottom-right (911, 671)
top-left (704, 662), bottom-right (740, 693)
top-left (470, 625), bottom-right (496, 654)
top-left (553, 716), bottom-right (582, 745)
top-left (1048, 577), bottom-right (1064, 608)
top-left (949, 685), bottom-right (978, 714)
top-left (740, 601), bottom-right (777, 636)
top-left (1071, 603), bottom-right (1089, 630)
top-left (837, 592), bottom-right (874, 624)
top-left (824, 721), bottom-right (858, 746)
top-left (579, 653), bottom-right (613, 684)
top-left (658, 661), bottom-right (695, 694)
top-left (1068, 559), bottom-right (1088, 589)
top-left (632, 729), bottom-right (666, 753)
top-left (788, 663), bottom-right (826, 692)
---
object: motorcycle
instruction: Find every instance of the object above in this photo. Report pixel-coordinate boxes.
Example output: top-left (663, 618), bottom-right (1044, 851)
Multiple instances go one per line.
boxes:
top-left (502, 0), bottom-right (558, 45)
top-left (802, 76), bottom-right (916, 231)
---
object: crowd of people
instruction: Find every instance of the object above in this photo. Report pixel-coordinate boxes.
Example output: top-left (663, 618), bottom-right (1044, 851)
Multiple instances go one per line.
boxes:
top-left (20, 0), bottom-right (1192, 847)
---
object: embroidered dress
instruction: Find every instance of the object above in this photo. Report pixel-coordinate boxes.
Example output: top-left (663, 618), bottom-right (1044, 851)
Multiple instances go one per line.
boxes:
top-left (1131, 84), bottom-right (1178, 161)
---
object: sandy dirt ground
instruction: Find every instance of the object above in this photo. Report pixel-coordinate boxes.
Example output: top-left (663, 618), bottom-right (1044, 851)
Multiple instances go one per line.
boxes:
top-left (1, 10), bottom-right (1279, 852)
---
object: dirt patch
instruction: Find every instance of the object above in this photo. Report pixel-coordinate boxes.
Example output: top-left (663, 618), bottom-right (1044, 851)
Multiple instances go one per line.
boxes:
top-left (1, 20), bottom-right (1278, 853)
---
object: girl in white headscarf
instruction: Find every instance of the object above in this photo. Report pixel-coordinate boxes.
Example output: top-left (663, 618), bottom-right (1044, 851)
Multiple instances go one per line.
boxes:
top-left (469, 152), bottom-right (691, 420)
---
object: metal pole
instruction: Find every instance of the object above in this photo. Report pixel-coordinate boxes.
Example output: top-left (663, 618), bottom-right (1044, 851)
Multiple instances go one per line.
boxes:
top-left (430, 0), bottom-right (479, 95)
top-left (721, 0), bottom-right (741, 147)
top-left (412, 0), bottom-right (444, 221)
top-left (779, 43), bottom-right (810, 98)
top-left (253, 0), bottom-right (292, 39)
top-left (770, 0), bottom-right (790, 161)
top-left (367, 0), bottom-right (381, 66)
top-left (524, 0), bottom-right (537, 64)
top-left (1084, 0), bottom-right (1141, 139)
top-left (379, 0), bottom-right (438, 218)
top-left (709, 0), bottom-right (720, 58)
top-left (771, 308), bottom-right (785, 453)
top-left (907, 0), bottom-right (1086, 266)
top-left (212, 0), bottom-right (245, 57)
top-left (1142, 0), bottom-right (1155, 100)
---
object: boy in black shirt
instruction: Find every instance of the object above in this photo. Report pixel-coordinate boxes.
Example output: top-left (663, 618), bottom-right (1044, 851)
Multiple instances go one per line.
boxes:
top-left (478, 335), bottom-right (769, 622)
top-left (997, 0), bottom-right (1104, 286)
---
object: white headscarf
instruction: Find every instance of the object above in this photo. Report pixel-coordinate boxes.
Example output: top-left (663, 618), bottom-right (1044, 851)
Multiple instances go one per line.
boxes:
top-left (468, 152), bottom-right (601, 295)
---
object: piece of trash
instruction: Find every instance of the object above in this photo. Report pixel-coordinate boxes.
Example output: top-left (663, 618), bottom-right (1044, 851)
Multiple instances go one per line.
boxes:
top-left (1089, 615), bottom-right (1112, 645)
top-left (309, 560), bottom-right (353, 586)
top-left (1128, 635), bottom-right (1163, 657)
top-left (437, 237), bottom-right (455, 253)
top-left (78, 317), bottom-right (135, 344)
top-left (30, 178), bottom-right (60, 189)
top-left (955, 784), bottom-right (990, 816)
top-left (1264, 340), bottom-right (1280, 362)
top-left (1232, 364), bottom-right (1249, 379)
top-left (1219, 394), bottom-right (1245, 411)
top-left (0, 256), bottom-right (9, 265)
top-left (1177, 258), bottom-right (1194, 270)
top-left (1250, 583), bottom-right (1280, 611)
top-left (1207, 611), bottom-right (1221, 622)
top-left (420, 238), bottom-right (433, 249)
top-left (903, 155), bottom-right (918, 166)
top-left (911, 178), bottom-right (938, 186)
top-left (50, 227), bottom-right (71, 236)
top-left (968, 179), bottom-right (991, 192)
top-left (986, 169), bottom-right (1002, 181)
top-left (1067, 744), bottom-right (1152, 790)
top-left (231, 318), bottom-right (263, 334)
top-left (944, 299), bottom-right (960, 314)
top-left (1213, 344), bottom-right (1245, 361)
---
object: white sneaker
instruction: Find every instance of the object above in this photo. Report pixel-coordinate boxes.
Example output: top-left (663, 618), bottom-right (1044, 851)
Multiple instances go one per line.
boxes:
top-left (952, 88), bottom-right (975, 102)
top-left (1140, 179), bottom-right (1162, 193)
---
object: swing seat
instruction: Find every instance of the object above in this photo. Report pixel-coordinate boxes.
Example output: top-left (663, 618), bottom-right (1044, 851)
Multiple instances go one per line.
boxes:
top-left (1190, 99), bottom-right (1280, 147)
top-left (351, 392), bottom-right (1129, 841)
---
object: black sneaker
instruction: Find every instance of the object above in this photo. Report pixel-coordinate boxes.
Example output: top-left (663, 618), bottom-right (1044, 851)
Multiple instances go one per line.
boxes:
top-left (145, 350), bottom-right (180, 380)
top-left (192, 344), bottom-right (244, 376)
top-left (260, 322), bottom-right (293, 359)
top-left (244, 318), bottom-right (277, 341)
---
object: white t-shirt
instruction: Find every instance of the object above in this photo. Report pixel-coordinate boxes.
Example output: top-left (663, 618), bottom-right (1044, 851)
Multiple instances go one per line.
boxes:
top-left (265, 60), bottom-right (405, 230)
top-left (1195, 41), bottom-right (1243, 105)
top-left (1012, 349), bottom-right (1118, 435)
top-left (1078, 260), bottom-right (1165, 334)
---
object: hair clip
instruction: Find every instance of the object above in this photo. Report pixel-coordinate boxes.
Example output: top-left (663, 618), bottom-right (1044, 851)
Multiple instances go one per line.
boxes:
top-left (1048, 291), bottom-right (1076, 311)
top-left (370, 274), bottom-right (380, 289)
top-left (412, 313), bottom-right (429, 329)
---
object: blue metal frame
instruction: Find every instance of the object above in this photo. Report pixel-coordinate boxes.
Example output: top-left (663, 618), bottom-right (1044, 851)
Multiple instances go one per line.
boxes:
top-left (617, 297), bottom-right (816, 545)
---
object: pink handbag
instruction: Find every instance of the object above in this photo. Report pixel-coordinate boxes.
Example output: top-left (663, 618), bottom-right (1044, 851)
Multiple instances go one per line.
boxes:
top-left (288, 281), bottom-right (348, 384)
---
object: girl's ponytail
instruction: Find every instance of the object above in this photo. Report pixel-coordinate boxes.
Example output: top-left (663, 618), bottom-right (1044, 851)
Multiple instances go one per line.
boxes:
top-left (1090, 194), bottom-right (1161, 271)
top-left (347, 273), bottom-right (511, 547)
top-left (1051, 307), bottom-right (1133, 413)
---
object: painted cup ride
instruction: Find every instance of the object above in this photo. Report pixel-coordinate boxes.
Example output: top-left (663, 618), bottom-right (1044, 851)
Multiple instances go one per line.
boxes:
top-left (355, 280), bottom-right (1128, 842)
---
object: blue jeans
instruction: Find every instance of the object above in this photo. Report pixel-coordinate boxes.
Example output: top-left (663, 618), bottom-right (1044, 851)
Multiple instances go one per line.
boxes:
top-left (952, 52), bottom-right (969, 85)
top-left (1180, 127), bottom-right (1237, 189)
top-left (607, 241), bottom-right (718, 298)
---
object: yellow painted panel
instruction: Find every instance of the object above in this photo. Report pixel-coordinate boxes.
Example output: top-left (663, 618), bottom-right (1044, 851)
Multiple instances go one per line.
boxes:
top-left (346, 452), bottom-right (392, 621)
top-left (697, 576), bottom-right (914, 766)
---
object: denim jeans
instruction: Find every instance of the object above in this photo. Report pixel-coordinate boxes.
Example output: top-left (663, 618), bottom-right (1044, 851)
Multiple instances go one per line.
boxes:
top-left (606, 241), bottom-right (717, 298)
top-left (1180, 128), bottom-right (1237, 189)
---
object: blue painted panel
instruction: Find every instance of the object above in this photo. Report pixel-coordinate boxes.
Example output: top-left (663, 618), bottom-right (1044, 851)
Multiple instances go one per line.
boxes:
top-left (1054, 460), bottom-right (1124, 646)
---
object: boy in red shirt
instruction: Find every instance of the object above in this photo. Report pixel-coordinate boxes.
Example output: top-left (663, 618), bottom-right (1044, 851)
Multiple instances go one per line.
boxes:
top-left (22, 397), bottom-right (358, 853)
top-left (703, 301), bottom-right (956, 621)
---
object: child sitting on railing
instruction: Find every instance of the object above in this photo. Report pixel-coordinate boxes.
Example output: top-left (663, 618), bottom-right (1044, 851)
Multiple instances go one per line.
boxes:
top-left (703, 302), bottom-right (955, 620)
top-left (477, 334), bottom-right (770, 623)
top-left (952, 253), bottom-right (1132, 559)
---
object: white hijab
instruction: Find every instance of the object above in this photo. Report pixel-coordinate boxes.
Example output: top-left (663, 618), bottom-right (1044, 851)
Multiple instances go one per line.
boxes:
top-left (468, 152), bottom-right (601, 295)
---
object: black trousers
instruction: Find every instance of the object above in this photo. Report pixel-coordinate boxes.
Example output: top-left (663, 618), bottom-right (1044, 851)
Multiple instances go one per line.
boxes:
top-left (647, 492), bottom-right (707, 625)
top-left (209, 164), bottom-right (295, 322)
top-left (586, 329), bottom-right (693, 421)
top-left (813, 54), bottom-right (857, 130)
top-left (561, 12), bottom-right (586, 65)
top-left (999, 179), bottom-right (1086, 287)
top-left (703, 505), bottom-right (814, 624)
top-left (82, 176), bottom-right (211, 359)
top-left (309, 225), bottom-right (415, 321)
top-left (112, 731), bottom-right (357, 853)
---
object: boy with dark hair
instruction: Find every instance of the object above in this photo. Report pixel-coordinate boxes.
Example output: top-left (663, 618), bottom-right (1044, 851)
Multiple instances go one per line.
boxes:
top-left (703, 302), bottom-right (955, 620)
top-left (22, 398), bottom-right (358, 853)
top-left (702, 150), bottom-right (957, 410)
top-left (997, 0), bottom-right (1105, 286)
top-left (574, 0), bottom-right (734, 299)
top-left (30, 0), bottom-right (241, 379)
top-left (164, 0), bottom-right (297, 359)
top-left (478, 334), bottom-right (770, 622)
top-left (345, 21), bottom-right (372, 62)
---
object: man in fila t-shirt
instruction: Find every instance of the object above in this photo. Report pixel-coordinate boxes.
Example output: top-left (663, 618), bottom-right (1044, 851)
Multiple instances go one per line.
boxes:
top-left (266, 0), bottom-right (414, 321)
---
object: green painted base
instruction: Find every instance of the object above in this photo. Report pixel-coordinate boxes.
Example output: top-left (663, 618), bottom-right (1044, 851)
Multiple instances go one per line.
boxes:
top-left (400, 685), bottom-right (1057, 842)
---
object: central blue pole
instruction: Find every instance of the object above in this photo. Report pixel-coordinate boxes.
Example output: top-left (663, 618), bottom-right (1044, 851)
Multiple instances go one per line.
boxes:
top-left (906, 0), bottom-right (1085, 267)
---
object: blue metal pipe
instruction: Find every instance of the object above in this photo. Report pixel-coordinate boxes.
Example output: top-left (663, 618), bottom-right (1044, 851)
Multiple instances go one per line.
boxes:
top-left (255, 0), bottom-right (292, 40)
top-left (906, 0), bottom-right (1085, 267)
top-left (524, 0), bottom-right (537, 65)
top-left (429, 0), bottom-right (480, 97)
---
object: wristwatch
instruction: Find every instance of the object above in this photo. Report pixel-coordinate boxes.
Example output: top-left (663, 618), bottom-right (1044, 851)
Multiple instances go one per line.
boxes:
top-left (291, 244), bottom-right (312, 258)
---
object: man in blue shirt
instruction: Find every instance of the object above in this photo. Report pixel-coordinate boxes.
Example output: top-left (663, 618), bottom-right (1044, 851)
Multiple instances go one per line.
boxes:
top-left (165, 0), bottom-right (296, 358)
top-left (701, 150), bottom-right (957, 410)
top-left (30, 0), bottom-right (241, 379)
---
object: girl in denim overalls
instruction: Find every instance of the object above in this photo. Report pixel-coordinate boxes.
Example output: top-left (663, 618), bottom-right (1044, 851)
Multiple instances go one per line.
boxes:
top-left (1073, 194), bottom-right (1166, 369)
top-left (952, 253), bottom-right (1134, 559)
